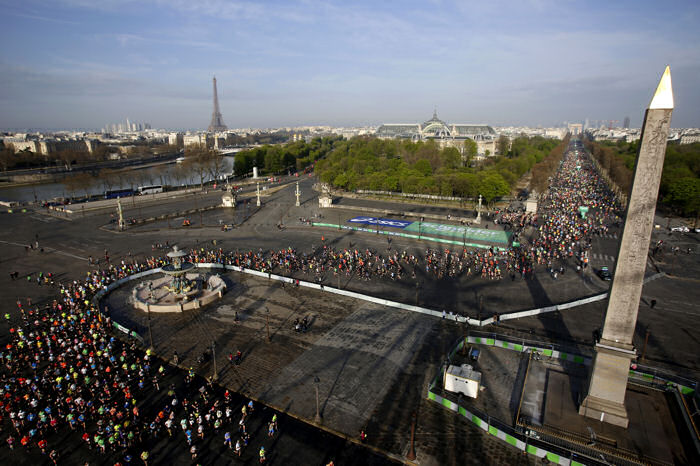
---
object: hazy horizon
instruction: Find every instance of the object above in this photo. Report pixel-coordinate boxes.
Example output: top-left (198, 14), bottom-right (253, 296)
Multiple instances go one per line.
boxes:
top-left (2, 0), bottom-right (699, 131)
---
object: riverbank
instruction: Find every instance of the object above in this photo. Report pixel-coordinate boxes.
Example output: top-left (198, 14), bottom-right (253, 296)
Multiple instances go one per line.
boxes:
top-left (0, 152), bottom-right (181, 187)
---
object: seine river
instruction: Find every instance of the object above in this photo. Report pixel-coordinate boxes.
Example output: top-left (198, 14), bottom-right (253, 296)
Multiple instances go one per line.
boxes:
top-left (0, 157), bottom-right (236, 203)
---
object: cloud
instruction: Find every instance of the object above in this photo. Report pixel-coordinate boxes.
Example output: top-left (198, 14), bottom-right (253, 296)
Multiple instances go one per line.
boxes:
top-left (5, 11), bottom-right (80, 24)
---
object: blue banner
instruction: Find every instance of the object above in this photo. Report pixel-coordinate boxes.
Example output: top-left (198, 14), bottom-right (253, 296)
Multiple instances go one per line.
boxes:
top-left (347, 216), bottom-right (413, 229)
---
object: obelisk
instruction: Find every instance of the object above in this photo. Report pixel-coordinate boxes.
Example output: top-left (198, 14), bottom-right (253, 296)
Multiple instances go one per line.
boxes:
top-left (579, 67), bottom-right (673, 427)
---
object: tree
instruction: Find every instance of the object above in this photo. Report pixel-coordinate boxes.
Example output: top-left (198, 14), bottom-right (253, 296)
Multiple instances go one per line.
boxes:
top-left (496, 135), bottom-right (510, 156)
top-left (0, 147), bottom-right (16, 171)
top-left (414, 159), bottom-right (432, 177)
top-left (184, 144), bottom-right (216, 189)
top-left (463, 139), bottom-right (477, 165)
top-left (478, 172), bottom-right (510, 203)
top-left (665, 177), bottom-right (700, 216)
top-left (207, 153), bottom-right (226, 183)
top-left (62, 172), bottom-right (94, 199)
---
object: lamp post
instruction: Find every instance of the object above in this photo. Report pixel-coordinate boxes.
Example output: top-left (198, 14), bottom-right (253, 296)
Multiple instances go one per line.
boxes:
top-left (476, 194), bottom-right (482, 223)
top-left (313, 376), bottom-right (322, 424)
top-left (265, 306), bottom-right (271, 343)
top-left (641, 328), bottom-right (651, 361)
top-left (406, 411), bottom-right (417, 460)
top-left (147, 282), bottom-right (154, 349)
top-left (478, 295), bottom-right (483, 322)
top-left (462, 318), bottom-right (469, 356)
top-left (212, 341), bottom-right (218, 381)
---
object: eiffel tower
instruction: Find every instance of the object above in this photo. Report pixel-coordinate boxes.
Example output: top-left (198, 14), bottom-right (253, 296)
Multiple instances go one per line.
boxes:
top-left (207, 76), bottom-right (227, 132)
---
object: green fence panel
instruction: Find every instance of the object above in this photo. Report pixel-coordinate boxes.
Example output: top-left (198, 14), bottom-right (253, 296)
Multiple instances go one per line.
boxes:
top-left (404, 222), bottom-right (511, 244)
top-left (488, 425), bottom-right (498, 436)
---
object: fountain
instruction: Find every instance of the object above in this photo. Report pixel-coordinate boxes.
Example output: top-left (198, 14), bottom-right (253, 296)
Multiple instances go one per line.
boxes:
top-left (132, 245), bottom-right (226, 313)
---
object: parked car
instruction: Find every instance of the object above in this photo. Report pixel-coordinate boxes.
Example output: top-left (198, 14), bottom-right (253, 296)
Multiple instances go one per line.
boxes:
top-left (597, 266), bottom-right (612, 281)
top-left (671, 226), bottom-right (689, 233)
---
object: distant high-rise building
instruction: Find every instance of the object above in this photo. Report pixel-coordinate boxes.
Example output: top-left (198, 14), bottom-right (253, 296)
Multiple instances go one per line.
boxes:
top-left (623, 116), bottom-right (630, 129)
top-left (584, 118), bottom-right (590, 130)
top-left (207, 76), bottom-right (227, 132)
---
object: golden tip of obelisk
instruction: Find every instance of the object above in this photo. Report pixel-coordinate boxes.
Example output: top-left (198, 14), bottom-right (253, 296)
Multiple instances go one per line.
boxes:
top-left (649, 66), bottom-right (673, 110)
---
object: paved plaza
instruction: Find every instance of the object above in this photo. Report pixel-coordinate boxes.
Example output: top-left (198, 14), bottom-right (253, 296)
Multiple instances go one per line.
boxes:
top-left (1, 171), bottom-right (699, 465)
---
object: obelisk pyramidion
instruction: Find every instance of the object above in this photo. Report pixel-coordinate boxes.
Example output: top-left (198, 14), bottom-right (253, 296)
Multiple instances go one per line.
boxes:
top-left (579, 67), bottom-right (674, 428)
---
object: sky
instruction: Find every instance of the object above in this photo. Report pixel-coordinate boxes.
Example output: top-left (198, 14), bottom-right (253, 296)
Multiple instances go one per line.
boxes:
top-left (1, 0), bottom-right (699, 130)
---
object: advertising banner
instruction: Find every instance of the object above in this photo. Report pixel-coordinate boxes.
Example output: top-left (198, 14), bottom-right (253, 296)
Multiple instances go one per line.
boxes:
top-left (347, 216), bottom-right (413, 229)
top-left (404, 222), bottom-right (511, 244)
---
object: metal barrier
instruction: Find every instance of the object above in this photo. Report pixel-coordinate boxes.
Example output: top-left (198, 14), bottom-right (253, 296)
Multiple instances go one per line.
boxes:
top-left (429, 330), bottom-right (697, 465)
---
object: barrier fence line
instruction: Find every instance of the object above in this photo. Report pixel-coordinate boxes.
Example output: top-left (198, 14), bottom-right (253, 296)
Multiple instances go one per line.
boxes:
top-left (93, 264), bottom-right (666, 339)
top-left (311, 222), bottom-right (510, 251)
top-left (426, 334), bottom-right (696, 466)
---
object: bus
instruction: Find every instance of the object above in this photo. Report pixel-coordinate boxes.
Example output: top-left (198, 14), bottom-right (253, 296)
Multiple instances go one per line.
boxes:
top-left (104, 189), bottom-right (135, 199)
top-left (138, 185), bottom-right (163, 195)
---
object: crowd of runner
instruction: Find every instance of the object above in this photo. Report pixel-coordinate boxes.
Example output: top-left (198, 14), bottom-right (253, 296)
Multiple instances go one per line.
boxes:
top-left (13, 146), bottom-right (621, 298)
top-left (1, 274), bottom-right (279, 463)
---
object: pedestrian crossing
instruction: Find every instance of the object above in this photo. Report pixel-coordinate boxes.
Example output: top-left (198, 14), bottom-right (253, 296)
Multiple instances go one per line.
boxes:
top-left (590, 253), bottom-right (616, 263)
top-left (29, 214), bottom-right (62, 223)
top-left (599, 233), bottom-right (618, 240)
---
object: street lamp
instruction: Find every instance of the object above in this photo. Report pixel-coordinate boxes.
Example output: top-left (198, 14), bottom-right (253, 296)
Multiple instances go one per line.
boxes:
top-left (147, 283), bottom-right (154, 349)
top-left (265, 306), bottom-right (271, 343)
top-left (313, 376), bottom-right (322, 424)
top-left (462, 318), bottom-right (469, 356)
top-left (406, 411), bottom-right (417, 460)
top-left (212, 341), bottom-right (218, 381)
top-left (478, 295), bottom-right (483, 322)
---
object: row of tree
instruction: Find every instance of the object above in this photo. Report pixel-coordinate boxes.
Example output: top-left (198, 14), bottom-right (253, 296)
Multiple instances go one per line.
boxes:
top-left (314, 136), bottom-right (563, 202)
top-left (530, 135), bottom-right (570, 194)
top-left (232, 136), bottom-right (344, 177)
top-left (584, 138), bottom-right (700, 217)
top-left (0, 142), bottom-right (179, 172)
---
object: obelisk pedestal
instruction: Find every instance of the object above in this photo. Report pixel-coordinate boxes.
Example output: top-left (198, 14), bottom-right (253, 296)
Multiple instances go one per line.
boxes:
top-left (579, 67), bottom-right (674, 428)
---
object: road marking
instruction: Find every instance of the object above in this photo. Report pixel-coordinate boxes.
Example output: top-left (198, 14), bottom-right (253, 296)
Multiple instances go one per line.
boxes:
top-left (47, 248), bottom-right (88, 261)
top-left (0, 240), bottom-right (88, 261)
top-left (29, 214), bottom-right (57, 223)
